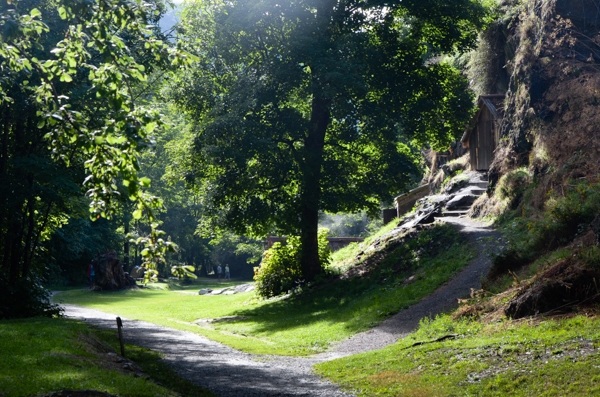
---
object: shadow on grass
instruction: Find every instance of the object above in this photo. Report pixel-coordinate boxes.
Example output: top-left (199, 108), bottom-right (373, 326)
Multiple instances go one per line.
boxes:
top-left (56, 224), bottom-right (476, 349)
top-left (229, 224), bottom-right (475, 336)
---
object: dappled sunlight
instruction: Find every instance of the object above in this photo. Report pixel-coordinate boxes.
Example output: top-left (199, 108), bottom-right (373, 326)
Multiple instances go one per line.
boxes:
top-left (57, 225), bottom-right (476, 356)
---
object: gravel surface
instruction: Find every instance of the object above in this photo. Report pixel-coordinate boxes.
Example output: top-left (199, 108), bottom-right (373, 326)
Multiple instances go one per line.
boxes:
top-left (57, 216), bottom-right (499, 397)
top-left (61, 304), bottom-right (354, 397)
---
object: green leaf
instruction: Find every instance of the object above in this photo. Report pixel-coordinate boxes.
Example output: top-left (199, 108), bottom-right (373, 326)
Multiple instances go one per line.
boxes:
top-left (58, 6), bottom-right (67, 19)
top-left (145, 121), bottom-right (156, 133)
top-left (140, 177), bottom-right (151, 187)
top-left (133, 209), bottom-right (143, 219)
top-left (30, 8), bottom-right (41, 18)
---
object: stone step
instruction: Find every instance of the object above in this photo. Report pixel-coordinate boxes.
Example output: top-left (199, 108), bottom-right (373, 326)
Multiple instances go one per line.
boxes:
top-left (445, 194), bottom-right (479, 210)
top-left (469, 188), bottom-right (487, 195)
top-left (452, 205), bottom-right (473, 211)
top-left (438, 210), bottom-right (468, 217)
top-left (473, 182), bottom-right (489, 189)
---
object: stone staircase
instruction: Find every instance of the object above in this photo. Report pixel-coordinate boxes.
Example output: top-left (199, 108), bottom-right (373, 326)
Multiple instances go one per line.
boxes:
top-left (438, 172), bottom-right (489, 218)
top-left (390, 171), bottom-right (490, 234)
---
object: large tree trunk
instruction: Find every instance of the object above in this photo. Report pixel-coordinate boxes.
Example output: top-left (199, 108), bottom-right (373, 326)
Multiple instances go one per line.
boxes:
top-left (299, 95), bottom-right (330, 281)
top-left (0, 107), bottom-right (10, 270)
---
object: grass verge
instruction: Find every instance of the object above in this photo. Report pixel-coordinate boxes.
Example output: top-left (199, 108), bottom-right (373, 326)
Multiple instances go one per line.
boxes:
top-left (56, 223), bottom-right (476, 356)
top-left (0, 316), bottom-right (215, 396)
top-left (315, 314), bottom-right (600, 396)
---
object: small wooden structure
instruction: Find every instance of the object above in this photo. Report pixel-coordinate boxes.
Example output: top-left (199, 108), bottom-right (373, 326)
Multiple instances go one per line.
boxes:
top-left (394, 184), bottom-right (430, 218)
top-left (460, 94), bottom-right (505, 171)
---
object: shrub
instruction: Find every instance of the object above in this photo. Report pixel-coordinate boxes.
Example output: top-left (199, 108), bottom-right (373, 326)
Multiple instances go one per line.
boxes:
top-left (496, 167), bottom-right (531, 203)
top-left (490, 182), bottom-right (600, 286)
top-left (254, 229), bottom-right (331, 298)
top-left (0, 275), bottom-right (62, 319)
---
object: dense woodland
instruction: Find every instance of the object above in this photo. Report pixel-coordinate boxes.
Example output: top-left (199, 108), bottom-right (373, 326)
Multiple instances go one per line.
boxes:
top-left (1, 0), bottom-right (489, 317)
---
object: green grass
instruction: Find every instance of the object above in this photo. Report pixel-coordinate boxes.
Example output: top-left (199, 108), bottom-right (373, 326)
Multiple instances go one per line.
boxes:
top-left (56, 224), bottom-right (476, 356)
top-left (329, 219), bottom-right (400, 273)
top-left (144, 278), bottom-right (250, 291)
top-left (0, 317), bottom-right (214, 396)
top-left (315, 314), bottom-right (600, 396)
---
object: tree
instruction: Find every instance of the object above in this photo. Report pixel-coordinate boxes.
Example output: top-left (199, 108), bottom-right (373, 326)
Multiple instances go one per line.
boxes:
top-left (172, 0), bottom-right (488, 281)
top-left (0, 0), bottom-right (194, 315)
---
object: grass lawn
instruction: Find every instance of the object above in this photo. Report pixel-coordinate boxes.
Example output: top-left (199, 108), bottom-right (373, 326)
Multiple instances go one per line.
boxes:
top-left (143, 278), bottom-right (251, 291)
top-left (0, 317), bottom-right (215, 396)
top-left (315, 314), bottom-right (600, 396)
top-left (56, 224), bottom-right (476, 356)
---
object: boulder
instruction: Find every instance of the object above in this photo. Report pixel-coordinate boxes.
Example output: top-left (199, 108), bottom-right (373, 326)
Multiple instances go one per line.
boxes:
top-left (198, 288), bottom-right (213, 295)
top-left (233, 283), bottom-right (256, 293)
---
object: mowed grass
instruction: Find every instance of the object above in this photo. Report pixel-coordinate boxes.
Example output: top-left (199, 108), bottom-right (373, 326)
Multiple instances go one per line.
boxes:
top-left (143, 278), bottom-right (250, 291)
top-left (56, 224), bottom-right (476, 356)
top-left (315, 314), bottom-right (600, 396)
top-left (0, 317), bottom-right (215, 396)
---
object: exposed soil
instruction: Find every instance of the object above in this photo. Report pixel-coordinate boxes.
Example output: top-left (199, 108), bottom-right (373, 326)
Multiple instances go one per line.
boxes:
top-left (505, 251), bottom-right (600, 319)
top-left (55, 215), bottom-right (500, 397)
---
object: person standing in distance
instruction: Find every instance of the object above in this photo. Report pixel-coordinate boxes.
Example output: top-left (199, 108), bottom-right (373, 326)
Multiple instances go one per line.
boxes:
top-left (225, 264), bottom-right (230, 280)
top-left (87, 263), bottom-right (95, 289)
top-left (217, 264), bottom-right (222, 282)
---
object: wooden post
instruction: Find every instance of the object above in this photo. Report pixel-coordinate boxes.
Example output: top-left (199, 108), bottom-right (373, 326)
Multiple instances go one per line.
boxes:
top-left (116, 317), bottom-right (125, 357)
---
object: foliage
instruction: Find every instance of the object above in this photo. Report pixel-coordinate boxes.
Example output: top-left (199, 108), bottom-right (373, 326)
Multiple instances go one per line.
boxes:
top-left (318, 212), bottom-right (381, 238)
top-left (44, 215), bottom-right (124, 286)
top-left (496, 167), bottom-right (531, 201)
top-left (131, 103), bottom-right (258, 280)
top-left (480, 181), bottom-right (600, 287)
top-left (172, 0), bottom-right (489, 281)
top-left (171, 263), bottom-right (198, 281)
top-left (254, 229), bottom-right (331, 298)
top-left (498, 181), bottom-right (600, 256)
top-left (460, 0), bottom-right (523, 96)
top-left (0, 0), bottom-right (195, 303)
top-left (0, 275), bottom-right (61, 319)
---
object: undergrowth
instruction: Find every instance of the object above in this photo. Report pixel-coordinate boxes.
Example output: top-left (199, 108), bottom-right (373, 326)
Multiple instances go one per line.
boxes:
top-left (482, 180), bottom-right (600, 288)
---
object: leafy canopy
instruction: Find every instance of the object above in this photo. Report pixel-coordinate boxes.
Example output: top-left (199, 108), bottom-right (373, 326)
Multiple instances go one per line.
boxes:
top-left (0, 0), bottom-right (196, 284)
top-left (172, 0), bottom-right (488, 279)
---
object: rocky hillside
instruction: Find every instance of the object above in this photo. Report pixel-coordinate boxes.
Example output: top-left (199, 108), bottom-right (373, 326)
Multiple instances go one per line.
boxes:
top-left (478, 0), bottom-right (600, 203)
top-left (462, 0), bottom-right (600, 318)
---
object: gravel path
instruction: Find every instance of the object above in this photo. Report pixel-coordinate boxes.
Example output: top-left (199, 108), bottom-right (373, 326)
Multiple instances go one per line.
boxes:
top-left (325, 216), bottom-right (500, 356)
top-left (57, 216), bottom-right (499, 397)
top-left (61, 304), bottom-right (354, 397)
